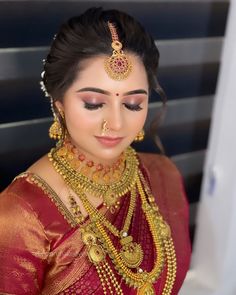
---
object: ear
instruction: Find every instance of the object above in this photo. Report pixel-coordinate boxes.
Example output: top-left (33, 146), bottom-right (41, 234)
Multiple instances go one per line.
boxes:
top-left (54, 100), bottom-right (64, 112)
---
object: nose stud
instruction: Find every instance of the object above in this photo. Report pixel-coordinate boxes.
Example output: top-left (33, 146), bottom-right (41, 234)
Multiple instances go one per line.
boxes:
top-left (101, 119), bottom-right (110, 135)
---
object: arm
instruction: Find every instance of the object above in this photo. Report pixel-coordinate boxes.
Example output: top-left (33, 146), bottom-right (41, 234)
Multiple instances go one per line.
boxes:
top-left (0, 190), bottom-right (49, 294)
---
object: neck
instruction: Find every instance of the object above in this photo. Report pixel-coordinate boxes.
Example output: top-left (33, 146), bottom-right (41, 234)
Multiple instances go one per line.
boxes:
top-left (57, 138), bottom-right (126, 184)
top-left (65, 137), bottom-right (124, 165)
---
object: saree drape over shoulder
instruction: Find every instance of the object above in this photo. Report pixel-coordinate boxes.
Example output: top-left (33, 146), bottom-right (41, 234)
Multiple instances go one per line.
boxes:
top-left (0, 153), bottom-right (191, 294)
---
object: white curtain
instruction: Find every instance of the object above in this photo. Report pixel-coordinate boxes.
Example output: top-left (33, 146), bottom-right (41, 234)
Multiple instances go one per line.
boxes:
top-left (180, 1), bottom-right (236, 295)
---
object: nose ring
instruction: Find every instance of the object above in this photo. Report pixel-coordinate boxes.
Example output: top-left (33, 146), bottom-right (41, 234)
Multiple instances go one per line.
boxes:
top-left (101, 119), bottom-right (109, 135)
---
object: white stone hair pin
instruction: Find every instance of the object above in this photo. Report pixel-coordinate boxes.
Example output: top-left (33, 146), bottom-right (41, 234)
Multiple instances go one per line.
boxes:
top-left (40, 71), bottom-right (50, 97)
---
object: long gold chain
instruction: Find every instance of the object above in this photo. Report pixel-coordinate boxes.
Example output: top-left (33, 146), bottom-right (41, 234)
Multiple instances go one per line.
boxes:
top-left (77, 185), bottom-right (137, 238)
top-left (136, 172), bottom-right (177, 294)
top-left (49, 146), bottom-right (177, 294)
top-left (92, 175), bottom-right (167, 287)
top-left (83, 172), bottom-right (177, 294)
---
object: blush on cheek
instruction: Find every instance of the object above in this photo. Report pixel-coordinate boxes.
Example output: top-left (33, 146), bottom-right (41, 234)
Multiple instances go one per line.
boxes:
top-left (74, 111), bottom-right (102, 132)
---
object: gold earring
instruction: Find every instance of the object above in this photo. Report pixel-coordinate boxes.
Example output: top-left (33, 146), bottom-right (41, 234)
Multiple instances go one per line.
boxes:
top-left (49, 115), bottom-right (63, 140)
top-left (134, 129), bottom-right (145, 142)
top-left (101, 119), bottom-right (109, 135)
top-left (49, 107), bottom-right (65, 140)
top-left (49, 97), bottom-right (64, 141)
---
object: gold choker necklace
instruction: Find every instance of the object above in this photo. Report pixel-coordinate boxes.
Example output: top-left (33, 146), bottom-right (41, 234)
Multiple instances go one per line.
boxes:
top-left (59, 140), bottom-right (126, 184)
top-left (49, 145), bottom-right (138, 213)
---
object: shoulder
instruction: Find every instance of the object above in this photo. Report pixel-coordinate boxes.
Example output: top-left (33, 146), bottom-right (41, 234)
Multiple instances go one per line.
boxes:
top-left (1, 173), bottom-right (37, 211)
top-left (0, 176), bottom-right (50, 293)
top-left (27, 153), bottom-right (57, 183)
top-left (1, 172), bottom-right (45, 209)
top-left (0, 173), bottom-right (46, 228)
top-left (0, 169), bottom-right (71, 234)
top-left (0, 175), bottom-right (50, 250)
top-left (27, 153), bottom-right (67, 198)
top-left (137, 152), bottom-right (188, 215)
top-left (138, 152), bottom-right (181, 180)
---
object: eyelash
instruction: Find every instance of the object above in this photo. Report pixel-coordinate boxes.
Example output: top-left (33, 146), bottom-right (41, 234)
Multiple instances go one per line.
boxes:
top-left (124, 103), bottom-right (143, 111)
top-left (83, 102), bottom-right (143, 112)
top-left (84, 102), bottom-right (104, 110)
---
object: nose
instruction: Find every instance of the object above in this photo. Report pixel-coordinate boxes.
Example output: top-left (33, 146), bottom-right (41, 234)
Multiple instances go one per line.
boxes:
top-left (106, 104), bottom-right (123, 132)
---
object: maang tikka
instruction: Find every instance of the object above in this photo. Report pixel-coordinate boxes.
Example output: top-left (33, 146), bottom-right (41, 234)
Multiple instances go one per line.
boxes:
top-left (104, 21), bottom-right (132, 80)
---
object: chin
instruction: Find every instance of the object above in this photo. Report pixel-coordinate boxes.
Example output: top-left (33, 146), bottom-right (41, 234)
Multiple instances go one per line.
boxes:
top-left (95, 147), bottom-right (126, 162)
top-left (97, 151), bottom-right (122, 161)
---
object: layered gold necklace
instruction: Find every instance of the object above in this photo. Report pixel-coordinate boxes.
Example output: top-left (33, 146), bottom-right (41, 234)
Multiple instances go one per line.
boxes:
top-left (48, 143), bottom-right (177, 295)
top-left (51, 142), bottom-right (138, 213)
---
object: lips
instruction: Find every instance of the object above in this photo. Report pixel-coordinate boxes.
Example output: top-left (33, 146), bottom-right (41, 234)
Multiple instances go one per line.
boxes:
top-left (95, 136), bottom-right (124, 147)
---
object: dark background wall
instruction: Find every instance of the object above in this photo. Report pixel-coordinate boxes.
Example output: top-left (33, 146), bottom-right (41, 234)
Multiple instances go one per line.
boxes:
top-left (0, 0), bottom-right (229, 242)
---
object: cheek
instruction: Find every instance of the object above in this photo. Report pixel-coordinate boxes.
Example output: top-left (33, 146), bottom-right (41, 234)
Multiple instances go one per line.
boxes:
top-left (127, 111), bottom-right (147, 133)
top-left (65, 106), bottom-right (101, 133)
top-left (138, 102), bottom-right (149, 125)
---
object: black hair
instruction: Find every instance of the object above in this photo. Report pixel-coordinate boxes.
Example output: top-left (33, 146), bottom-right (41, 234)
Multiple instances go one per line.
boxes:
top-left (42, 7), bottom-right (166, 152)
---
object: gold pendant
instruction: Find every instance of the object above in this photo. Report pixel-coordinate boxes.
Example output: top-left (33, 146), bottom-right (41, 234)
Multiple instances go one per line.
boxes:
top-left (103, 191), bottom-right (120, 213)
top-left (157, 218), bottom-right (171, 239)
top-left (88, 244), bottom-right (105, 264)
top-left (81, 227), bottom-right (106, 265)
top-left (81, 230), bottom-right (97, 245)
top-left (104, 49), bottom-right (132, 81)
top-left (120, 235), bottom-right (143, 268)
top-left (103, 192), bottom-right (117, 207)
top-left (137, 282), bottom-right (155, 295)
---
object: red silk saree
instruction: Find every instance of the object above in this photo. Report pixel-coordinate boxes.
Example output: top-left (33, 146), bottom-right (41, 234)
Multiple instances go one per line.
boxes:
top-left (0, 153), bottom-right (191, 294)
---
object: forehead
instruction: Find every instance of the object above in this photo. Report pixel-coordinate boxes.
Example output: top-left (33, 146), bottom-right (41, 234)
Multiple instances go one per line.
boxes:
top-left (71, 54), bottom-right (148, 93)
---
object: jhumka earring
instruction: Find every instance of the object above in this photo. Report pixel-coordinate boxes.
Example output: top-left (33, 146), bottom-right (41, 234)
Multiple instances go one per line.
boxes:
top-left (104, 21), bottom-right (132, 80)
top-left (40, 71), bottom-right (64, 141)
top-left (49, 115), bottom-right (63, 140)
top-left (49, 99), bottom-right (64, 141)
top-left (134, 129), bottom-right (145, 142)
top-left (101, 119), bottom-right (109, 136)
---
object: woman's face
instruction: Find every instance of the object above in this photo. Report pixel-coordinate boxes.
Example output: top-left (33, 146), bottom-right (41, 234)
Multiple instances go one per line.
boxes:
top-left (56, 54), bottom-right (149, 164)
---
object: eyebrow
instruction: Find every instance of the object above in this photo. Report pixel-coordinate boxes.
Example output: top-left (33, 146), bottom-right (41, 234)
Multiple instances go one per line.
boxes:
top-left (76, 87), bottom-right (148, 96)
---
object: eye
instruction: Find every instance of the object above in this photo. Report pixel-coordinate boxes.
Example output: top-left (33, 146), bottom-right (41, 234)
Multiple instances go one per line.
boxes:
top-left (83, 102), bottom-right (104, 110)
top-left (123, 103), bottom-right (143, 111)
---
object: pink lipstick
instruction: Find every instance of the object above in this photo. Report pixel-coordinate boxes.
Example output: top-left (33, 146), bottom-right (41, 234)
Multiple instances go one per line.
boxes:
top-left (95, 136), bottom-right (123, 147)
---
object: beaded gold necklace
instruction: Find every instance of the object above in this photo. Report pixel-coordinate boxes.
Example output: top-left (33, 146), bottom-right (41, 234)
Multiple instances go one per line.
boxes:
top-left (61, 139), bottom-right (126, 184)
top-left (50, 144), bottom-right (138, 213)
top-left (48, 145), bottom-right (177, 294)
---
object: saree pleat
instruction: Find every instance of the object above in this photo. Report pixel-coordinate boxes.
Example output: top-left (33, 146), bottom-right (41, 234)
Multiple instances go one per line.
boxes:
top-left (0, 153), bottom-right (191, 294)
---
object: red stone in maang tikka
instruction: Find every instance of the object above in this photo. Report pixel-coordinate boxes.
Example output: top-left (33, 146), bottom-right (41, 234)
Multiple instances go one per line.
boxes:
top-left (104, 21), bottom-right (132, 80)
